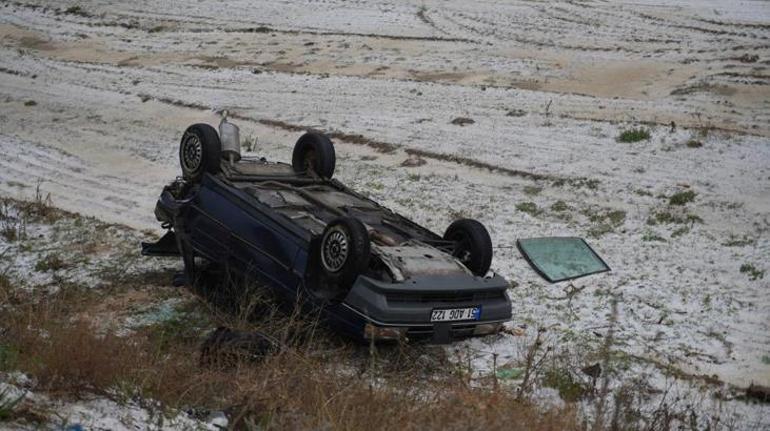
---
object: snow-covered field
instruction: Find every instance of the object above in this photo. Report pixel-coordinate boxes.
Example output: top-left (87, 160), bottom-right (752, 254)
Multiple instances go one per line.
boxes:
top-left (1, 0), bottom-right (768, 428)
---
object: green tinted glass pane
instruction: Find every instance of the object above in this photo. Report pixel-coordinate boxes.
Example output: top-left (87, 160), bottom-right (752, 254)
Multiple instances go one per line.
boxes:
top-left (517, 237), bottom-right (610, 283)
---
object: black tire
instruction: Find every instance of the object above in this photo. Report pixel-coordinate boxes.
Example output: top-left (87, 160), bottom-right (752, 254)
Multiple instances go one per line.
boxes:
top-left (444, 219), bottom-right (493, 276)
top-left (180, 123), bottom-right (222, 182)
top-left (310, 217), bottom-right (370, 301)
top-left (292, 132), bottom-right (336, 179)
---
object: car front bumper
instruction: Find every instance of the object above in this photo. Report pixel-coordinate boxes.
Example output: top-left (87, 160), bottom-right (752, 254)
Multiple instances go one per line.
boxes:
top-left (341, 274), bottom-right (512, 343)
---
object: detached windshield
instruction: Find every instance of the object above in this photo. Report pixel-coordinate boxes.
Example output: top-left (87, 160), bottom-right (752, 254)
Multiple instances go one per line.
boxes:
top-left (516, 237), bottom-right (610, 283)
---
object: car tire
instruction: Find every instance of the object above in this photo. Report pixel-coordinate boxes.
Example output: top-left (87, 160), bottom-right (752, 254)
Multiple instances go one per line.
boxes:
top-left (444, 218), bottom-right (493, 276)
top-left (292, 132), bottom-right (335, 179)
top-left (311, 217), bottom-right (370, 301)
top-left (180, 123), bottom-right (222, 182)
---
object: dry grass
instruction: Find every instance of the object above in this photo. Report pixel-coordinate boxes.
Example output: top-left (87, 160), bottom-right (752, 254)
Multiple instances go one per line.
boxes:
top-left (0, 264), bottom-right (731, 430)
top-left (0, 185), bottom-right (61, 242)
top-left (0, 277), bottom-right (580, 430)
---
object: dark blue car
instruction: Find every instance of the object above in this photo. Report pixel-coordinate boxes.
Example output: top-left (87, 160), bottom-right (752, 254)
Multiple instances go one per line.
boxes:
top-left (143, 117), bottom-right (512, 343)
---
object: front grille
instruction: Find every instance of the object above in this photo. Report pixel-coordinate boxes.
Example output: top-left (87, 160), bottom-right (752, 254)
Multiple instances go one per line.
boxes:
top-left (386, 290), bottom-right (504, 304)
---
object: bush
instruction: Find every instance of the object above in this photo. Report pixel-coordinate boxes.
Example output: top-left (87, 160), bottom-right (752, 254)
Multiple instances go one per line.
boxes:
top-left (617, 128), bottom-right (651, 143)
top-left (669, 190), bottom-right (696, 206)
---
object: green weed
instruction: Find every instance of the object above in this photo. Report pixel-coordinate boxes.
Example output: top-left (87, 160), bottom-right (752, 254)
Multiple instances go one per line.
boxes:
top-left (739, 263), bottom-right (764, 281)
top-left (542, 368), bottom-right (588, 402)
top-left (523, 186), bottom-right (543, 196)
top-left (722, 236), bottom-right (754, 247)
top-left (642, 232), bottom-right (666, 242)
top-left (606, 210), bottom-right (626, 225)
top-left (550, 201), bottom-right (569, 212)
top-left (584, 208), bottom-right (626, 237)
top-left (647, 211), bottom-right (702, 225)
top-left (516, 202), bottom-right (541, 216)
top-left (617, 128), bottom-right (651, 143)
top-left (671, 227), bottom-right (690, 238)
top-left (634, 189), bottom-right (653, 197)
top-left (588, 224), bottom-right (614, 238)
top-left (669, 190), bottom-right (696, 206)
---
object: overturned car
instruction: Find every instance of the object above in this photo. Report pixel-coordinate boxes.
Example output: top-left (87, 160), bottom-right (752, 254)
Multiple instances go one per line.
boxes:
top-left (143, 116), bottom-right (512, 343)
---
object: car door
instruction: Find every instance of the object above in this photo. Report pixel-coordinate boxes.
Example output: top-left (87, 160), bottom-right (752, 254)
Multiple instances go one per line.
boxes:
top-left (186, 186), bottom-right (232, 263)
top-left (194, 176), bottom-right (303, 293)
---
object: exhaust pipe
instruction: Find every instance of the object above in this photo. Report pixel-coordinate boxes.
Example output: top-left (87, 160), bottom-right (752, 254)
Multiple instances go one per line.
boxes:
top-left (219, 110), bottom-right (241, 166)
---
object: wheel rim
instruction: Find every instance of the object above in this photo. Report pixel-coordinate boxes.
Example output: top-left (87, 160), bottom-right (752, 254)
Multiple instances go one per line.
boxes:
top-left (321, 226), bottom-right (349, 273)
top-left (181, 134), bottom-right (203, 173)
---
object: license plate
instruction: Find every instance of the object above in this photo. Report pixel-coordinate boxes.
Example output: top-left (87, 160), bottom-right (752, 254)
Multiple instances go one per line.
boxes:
top-left (430, 306), bottom-right (481, 322)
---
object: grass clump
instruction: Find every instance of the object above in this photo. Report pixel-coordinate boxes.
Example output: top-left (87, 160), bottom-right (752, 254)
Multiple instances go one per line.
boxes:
top-left (647, 211), bottom-right (702, 226)
top-left (542, 368), bottom-right (588, 402)
top-left (1, 226), bottom-right (18, 242)
top-left (0, 283), bottom-right (582, 431)
top-left (250, 25), bottom-right (272, 33)
top-left (0, 343), bottom-right (19, 370)
top-left (523, 186), bottom-right (543, 196)
top-left (642, 231), bottom-right (666, 242)
top-left (64, 5), bottom-right (92, 17)
top-left (606, 210), bottom-right (626, 225)
top-left (617, 128), bottom-right (651, 143)
top-left (550, 201), bottom-right (569, 212)
top-left (671, 227), bottom-right (690, 238)
top-left (669, 190), bottom-right (696, 206)
top-left (516, 202), bottom-right (541, 216)
top-left (634, 189), bottom-right (653, 197)
top-left (722, 235), bottom-right (754, 247)
top-left (583, 207), bottom-right (626, 238)
top-left (588, 223), bottom-right (614, 238)
top-left (568, 178), bottom-right (600, 190)
top-left (34, 254), bottom-right (68, 272)
top-left (739, 263), bottom-right (764, 281)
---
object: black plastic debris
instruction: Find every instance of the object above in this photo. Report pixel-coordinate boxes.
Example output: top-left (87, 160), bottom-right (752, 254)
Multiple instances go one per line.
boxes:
top-left (199, 326), bottom-right (280, 367)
